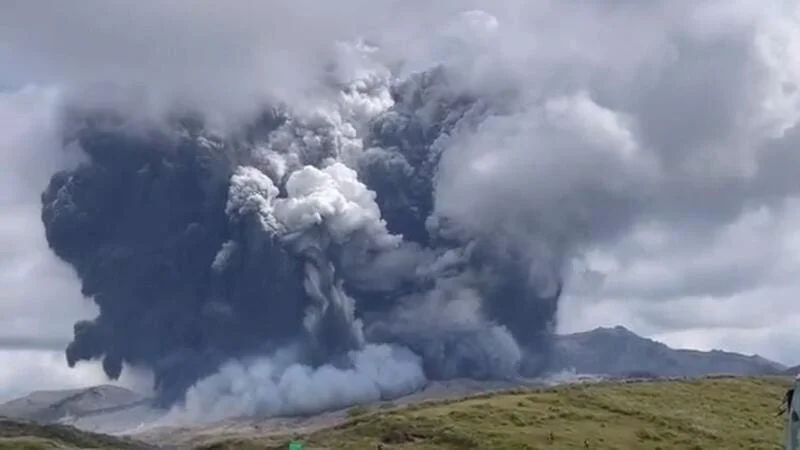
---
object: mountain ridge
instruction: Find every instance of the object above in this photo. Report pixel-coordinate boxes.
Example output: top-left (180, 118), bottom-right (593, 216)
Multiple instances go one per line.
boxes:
top-left (552, 325), bottom-right (786, 377)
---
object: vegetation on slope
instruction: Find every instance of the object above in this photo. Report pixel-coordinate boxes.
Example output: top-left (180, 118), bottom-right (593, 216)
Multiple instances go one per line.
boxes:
top-left (0, 419), bottom-right (152, 450)
top-left (202, 376), bottom-right (791, 450)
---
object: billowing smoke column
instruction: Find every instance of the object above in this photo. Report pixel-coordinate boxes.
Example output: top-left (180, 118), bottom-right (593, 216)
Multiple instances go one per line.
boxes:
top-left (40, 40), bottom-right (562, 420)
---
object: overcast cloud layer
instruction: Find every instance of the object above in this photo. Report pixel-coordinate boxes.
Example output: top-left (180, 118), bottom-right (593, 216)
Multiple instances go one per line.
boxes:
top-left (1, 0), bottom-right (800, 401)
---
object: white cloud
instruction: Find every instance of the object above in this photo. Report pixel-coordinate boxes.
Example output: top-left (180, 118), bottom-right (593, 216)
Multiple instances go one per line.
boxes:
top-left (0, 87), bottom-right (108, 397)
top-left (0, 90), bottom-right (94, 332)
top-left (0, 350), bottom-right (152, 403)
top-left (0, 350), bottom-right (109, 402)
top-left (0, 0), bottom-right (476, 124)
top-left (560, 199), bottom-right (800, 365)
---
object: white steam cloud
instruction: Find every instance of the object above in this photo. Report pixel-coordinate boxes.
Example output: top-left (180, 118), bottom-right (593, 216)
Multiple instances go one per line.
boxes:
top-left (227, 162), bottom-right (399, 249)
top-left (166, 344), bottom-right (424, 425)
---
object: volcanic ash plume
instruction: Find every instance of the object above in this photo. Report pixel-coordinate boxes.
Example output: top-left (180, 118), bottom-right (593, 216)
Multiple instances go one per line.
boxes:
top-left (40, 40), bottom-right (563, 422)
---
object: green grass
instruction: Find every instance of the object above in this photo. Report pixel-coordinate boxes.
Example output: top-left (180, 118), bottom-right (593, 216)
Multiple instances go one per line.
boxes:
top-left (201, 376), bottom-right (791, 450)
top-left (0, 436), bottom-right (72, 450)
top-left (0, 419), bottom-right (151, 449)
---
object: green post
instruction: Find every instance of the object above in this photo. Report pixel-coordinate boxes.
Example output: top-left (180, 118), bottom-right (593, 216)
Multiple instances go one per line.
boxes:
top-left (288, 440), bottom-right (304, 450)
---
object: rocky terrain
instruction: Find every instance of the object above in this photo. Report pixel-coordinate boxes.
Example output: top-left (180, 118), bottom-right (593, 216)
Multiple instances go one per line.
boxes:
top-left (0, 384), bottom-right (162, 435)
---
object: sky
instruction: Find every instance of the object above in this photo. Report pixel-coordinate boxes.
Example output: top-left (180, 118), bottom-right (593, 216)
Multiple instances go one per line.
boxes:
top-left (1, 0), bottom-right (800, 401)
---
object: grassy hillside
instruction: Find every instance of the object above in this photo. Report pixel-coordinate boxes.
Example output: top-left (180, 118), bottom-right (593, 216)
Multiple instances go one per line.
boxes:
top-left (201, 376), bottom-right (791, 450)
top-left (0, 419), bottom-right (152, 450)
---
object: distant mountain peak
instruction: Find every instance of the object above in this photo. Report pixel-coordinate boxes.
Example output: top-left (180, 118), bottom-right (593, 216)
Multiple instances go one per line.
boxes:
top-left (591, 325), bottom-right (637, 335)
top-left (553, 326), bottom-right (786, 377)
top-left (0, 385), bottom-right (150, 426)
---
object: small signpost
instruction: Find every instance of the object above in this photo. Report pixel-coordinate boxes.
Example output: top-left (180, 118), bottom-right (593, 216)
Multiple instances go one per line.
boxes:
top-left (288, 440), bottom-right (304, 450)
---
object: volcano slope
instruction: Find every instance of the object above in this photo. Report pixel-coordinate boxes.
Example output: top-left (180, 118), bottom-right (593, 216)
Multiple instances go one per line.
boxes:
top-left (0, 419), bottom-right (152, 450)
top-left (187, 376), bottom-right (788, 450)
